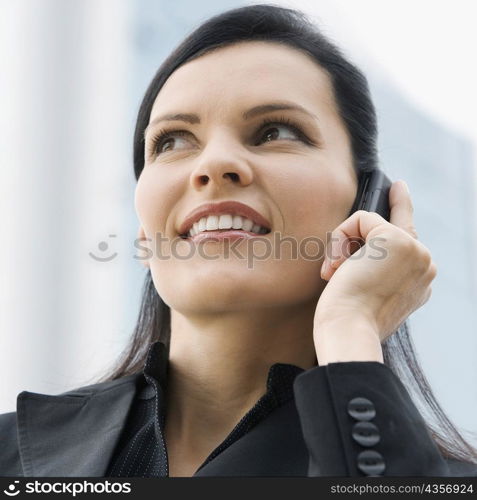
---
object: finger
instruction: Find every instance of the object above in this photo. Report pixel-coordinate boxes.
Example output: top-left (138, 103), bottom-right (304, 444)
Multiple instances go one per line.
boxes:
top-left (322, 210), bottom-right (387, 277)
top-left (389, 180), bottom-right (418, 239)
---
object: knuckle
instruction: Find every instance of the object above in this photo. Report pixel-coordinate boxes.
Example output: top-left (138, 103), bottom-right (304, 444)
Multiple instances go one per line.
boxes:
top-left (428, 260), bottom-right (438, 279)
top-left (420, 246), bottom-right (432, 264)
top-left (416, 247), bottom-right (432, 271)
top-left (396, 233), bottom-right (415, 253)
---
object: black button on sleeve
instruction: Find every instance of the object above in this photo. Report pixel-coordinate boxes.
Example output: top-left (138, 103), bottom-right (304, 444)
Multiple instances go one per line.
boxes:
top-left (351, 421), bottom-right (380, 447)
top-left (357, 449), bottom-right (386, 476)
top-left (347, 397), bottom-right (376, 421)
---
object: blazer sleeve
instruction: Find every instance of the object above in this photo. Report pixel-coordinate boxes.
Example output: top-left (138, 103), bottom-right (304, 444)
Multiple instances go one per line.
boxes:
top-left (292, 361), bottom-right (475, 477)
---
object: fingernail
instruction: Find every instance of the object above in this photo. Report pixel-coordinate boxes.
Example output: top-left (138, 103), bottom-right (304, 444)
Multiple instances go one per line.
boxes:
top-left (401, 180), bottom-right (410, 194)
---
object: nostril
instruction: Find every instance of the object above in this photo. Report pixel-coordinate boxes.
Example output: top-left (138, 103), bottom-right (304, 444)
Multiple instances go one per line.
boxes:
top-left (225, 172), bottom-right (239, 181)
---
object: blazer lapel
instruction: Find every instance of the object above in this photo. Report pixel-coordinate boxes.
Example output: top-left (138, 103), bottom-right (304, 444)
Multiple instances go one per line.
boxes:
top-left (16, 373), bottom-right (141, 477)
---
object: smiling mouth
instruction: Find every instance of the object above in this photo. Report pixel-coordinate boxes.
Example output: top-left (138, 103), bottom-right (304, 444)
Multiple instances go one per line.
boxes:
top-left (179, 215), bottom-right (272, 239)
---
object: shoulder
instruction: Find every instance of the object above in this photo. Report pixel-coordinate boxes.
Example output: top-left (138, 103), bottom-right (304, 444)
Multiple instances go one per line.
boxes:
top-left (0, 373), bottom-right (142, 477)
top-left (52, 373), bottom-right (142, 397)
top-left (54, 372), bottom-right (143, 397)
top-left (0, 410), bottom-right (18, 436)
top-left (0, 373), bottom-right (143, 420)
top-left (0, 373), bottom-right (141, 431)
top-left (0, 372), bottom-right (143, 418)
top-left (0, 373), bottom-right (143, 411)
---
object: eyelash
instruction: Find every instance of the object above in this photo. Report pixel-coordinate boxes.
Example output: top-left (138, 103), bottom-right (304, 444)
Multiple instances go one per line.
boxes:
top-left (146, 115), bottom-right (313, 157)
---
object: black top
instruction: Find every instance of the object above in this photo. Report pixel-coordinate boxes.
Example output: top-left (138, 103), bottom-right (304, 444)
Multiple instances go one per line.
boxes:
top-left (106, 340), bottom-right (305, 477)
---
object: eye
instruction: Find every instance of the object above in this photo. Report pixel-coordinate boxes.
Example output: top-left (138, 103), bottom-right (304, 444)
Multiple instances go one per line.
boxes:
top-left (255, 116), bottom-right (309, 145)
top-left (147, 129), bottom-right (191, 157)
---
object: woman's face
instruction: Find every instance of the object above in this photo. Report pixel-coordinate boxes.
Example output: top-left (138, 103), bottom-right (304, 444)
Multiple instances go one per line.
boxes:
top-left (135, 41), bottom-right (357, 314)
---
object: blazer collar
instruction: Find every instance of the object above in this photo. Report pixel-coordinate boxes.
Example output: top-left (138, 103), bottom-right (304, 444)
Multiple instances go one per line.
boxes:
top-left (16, 372), bottom-right (142, 476)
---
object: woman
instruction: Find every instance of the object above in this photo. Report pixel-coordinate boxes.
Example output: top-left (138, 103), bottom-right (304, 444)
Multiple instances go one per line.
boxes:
top-left (1, 4), bottom-right (477, 478)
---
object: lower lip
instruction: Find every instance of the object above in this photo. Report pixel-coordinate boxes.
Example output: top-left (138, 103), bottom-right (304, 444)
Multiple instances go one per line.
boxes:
top-left (185, 229), bottom-right (269, 243)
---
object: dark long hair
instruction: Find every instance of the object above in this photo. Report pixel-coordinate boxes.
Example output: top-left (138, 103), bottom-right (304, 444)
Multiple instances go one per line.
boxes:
top-left (93, 4), bottom-right (477, 464)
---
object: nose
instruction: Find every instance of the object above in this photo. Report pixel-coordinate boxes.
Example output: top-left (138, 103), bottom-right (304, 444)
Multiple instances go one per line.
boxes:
top-left (189, 136), bottom-right (254, 190)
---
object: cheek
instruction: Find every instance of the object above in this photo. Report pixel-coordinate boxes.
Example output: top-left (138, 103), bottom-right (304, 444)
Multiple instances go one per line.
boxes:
top-left (271, 161), bottom-right (355, 240)
top-left (134, 171), bottom-right (178, 235)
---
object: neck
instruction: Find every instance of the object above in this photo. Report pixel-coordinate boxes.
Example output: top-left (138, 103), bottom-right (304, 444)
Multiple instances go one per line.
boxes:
top-left (163, 302), bottom-right (317, 453)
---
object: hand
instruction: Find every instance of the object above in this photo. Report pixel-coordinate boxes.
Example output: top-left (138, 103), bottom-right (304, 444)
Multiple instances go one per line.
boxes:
top-left (314, 180), bottom-right (437, 352)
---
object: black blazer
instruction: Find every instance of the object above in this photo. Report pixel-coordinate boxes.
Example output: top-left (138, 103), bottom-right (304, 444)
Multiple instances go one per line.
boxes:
top-left (1, 361), bottom-right (476, 477)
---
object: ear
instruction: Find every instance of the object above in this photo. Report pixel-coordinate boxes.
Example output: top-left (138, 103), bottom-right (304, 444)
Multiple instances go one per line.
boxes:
top-left (136, 225), bottom-right (150, 268)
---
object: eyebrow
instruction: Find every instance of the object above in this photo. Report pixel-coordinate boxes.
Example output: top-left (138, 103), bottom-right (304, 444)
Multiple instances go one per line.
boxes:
top-left (143, 101), bottom-right (319, 138)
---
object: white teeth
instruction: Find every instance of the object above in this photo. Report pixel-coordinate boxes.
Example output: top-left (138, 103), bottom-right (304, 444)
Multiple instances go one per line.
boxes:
top-left (218, 214), bottom-right (233, 229)
top-left (242, 218), bottom-right (253, 232)
top-left (185, 214), bottom-right (269, 237)
top-left (198, 217), bottom-right (207, 232)
top-left (206, 215), bottom-right (219, 230)
top-left (232, 215), bottom-right (243, 229)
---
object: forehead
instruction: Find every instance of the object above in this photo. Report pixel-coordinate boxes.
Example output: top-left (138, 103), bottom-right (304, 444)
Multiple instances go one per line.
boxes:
top-left (150, 41), bottom-right (337, 120)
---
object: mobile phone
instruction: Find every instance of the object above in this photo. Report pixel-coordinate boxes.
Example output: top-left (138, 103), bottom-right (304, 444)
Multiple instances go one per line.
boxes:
top-left (348, 169), bottom-right (392, 221)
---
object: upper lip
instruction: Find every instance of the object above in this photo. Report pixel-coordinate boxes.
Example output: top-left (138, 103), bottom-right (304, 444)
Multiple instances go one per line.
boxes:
top-left (177, 200), bottom-right (272, 236)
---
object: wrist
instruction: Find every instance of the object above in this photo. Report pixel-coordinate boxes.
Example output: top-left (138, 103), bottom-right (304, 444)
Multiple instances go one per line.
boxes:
top-left (314, 317), bottom-right (384, 366)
